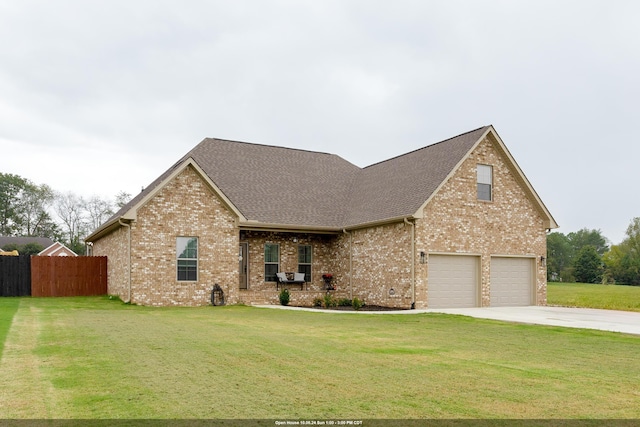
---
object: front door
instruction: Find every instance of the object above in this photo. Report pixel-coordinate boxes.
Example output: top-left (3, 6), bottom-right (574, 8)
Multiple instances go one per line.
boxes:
top-left (239, 242), bottom-right (248, 289)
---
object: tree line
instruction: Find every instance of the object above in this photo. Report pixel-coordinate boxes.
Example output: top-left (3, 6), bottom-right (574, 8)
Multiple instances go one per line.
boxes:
top-left (547, 219), bottom-right (640, 285)
top-left (0, 172), bottom-right (131, 255)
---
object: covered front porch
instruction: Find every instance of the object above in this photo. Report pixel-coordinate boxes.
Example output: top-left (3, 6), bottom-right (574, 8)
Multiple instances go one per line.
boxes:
top-left (233, 226), bottom-right (414, 309)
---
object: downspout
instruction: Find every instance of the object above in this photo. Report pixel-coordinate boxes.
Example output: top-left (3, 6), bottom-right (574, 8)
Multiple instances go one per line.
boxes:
top-left (404, 218), bottom-right (416, 309)
top-left (119, 219), bottom-right (132, 303)
top-left (343, 229), bottom-right (352, 300)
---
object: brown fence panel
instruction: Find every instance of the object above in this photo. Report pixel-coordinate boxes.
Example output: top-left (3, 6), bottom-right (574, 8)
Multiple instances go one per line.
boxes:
top-left (31, 256), bottom-right (107, 297)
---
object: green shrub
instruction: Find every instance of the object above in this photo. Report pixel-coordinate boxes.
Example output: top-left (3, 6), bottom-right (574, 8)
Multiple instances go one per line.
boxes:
top-left (338, 298), bottom-right (352, 307)
top-left (323, 293), bottom-right (337, 308)
top-left (352, 297), bottom-right (363, 311)
top-left (313, 297), bottom-right (323, 307)
top-left (279, 289), bottom-right (290, 306)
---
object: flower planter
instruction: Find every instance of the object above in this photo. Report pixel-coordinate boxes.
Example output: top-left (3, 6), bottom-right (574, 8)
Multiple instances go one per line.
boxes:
top-left (322, 274), bottom-right (334, 291)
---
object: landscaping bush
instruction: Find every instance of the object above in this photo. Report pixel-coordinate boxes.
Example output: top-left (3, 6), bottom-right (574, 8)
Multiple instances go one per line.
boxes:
top-left (323, 293), bottom-right (337, 308)
top-left (338, 298), bottom-right (352, 307)
top-left (279, 289), bottom-right (290, 306)
top-left (312, 297), bottom-right (323, 307)
top-left (352, 297), bottom-right (363, 311)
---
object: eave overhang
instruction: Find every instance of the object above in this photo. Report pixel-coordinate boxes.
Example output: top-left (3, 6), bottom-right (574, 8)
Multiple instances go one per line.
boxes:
top-left (85, 157), bottom-right (247, 243)
top-left (237, 214), bottom-right (421, 234)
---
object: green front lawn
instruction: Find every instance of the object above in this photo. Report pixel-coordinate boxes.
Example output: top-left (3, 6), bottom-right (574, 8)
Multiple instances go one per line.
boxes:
top-left (0, 297), bottom-right (20, 359)
top-left (548, 282), bottom-right (640, 312)
top-left (0, 297), bottom-right (638, 419)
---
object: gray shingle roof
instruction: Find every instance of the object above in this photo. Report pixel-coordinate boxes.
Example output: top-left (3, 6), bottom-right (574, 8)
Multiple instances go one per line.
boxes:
top-left (0, 236), bottom-right (55, 249)
top-left (344, 126), bottom-right (489, 226)
top-left (187, 140), bottom-right (361, 227)
top-left (95, 126), bottom-right (492, 235)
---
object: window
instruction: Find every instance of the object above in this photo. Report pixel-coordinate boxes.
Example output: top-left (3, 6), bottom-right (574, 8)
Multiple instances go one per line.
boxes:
top-left (298, 245), bottom-right (312, 282)
top-left (264, 243), bottom-right (279, 282)
top-left (477, 164), bottom-right (493, 201)
top-left (177, 237), bottom-right (198, 281)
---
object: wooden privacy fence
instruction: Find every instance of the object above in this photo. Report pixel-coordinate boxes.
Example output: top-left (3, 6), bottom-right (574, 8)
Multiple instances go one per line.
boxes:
top-left (31, 256), bottom-right (107, 297)
top-left (0, 255), bottom-right (31, 296)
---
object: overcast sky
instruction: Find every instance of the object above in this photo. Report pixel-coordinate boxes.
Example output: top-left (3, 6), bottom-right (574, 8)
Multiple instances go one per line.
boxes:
top-left (1, 0), bottom-right (639, 244)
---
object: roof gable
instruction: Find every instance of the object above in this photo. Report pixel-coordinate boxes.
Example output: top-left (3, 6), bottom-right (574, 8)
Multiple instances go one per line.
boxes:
top-left (482, 127), bottom-right (558, 229)
top-left (38, 242), bottom-right (78, 256)
top-left (343, 126), bottom-right (490, 227)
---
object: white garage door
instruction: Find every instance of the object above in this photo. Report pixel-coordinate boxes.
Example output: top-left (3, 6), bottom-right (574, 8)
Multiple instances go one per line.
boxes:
top-left (428, 255), bottom-right (479, 308)
top-left (490, 257), bottom-right (534, 307)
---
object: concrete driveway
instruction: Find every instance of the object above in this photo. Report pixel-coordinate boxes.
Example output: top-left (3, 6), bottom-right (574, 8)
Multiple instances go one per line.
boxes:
top-left (424, 306), bottom-right (640, 335)
top-left (261, 305), bottom-right (640, 335)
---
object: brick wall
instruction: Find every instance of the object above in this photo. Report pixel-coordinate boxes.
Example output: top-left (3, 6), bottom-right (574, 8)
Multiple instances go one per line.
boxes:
top-left (414, 134), bottom-right (548, 308)
top-left (337, 223), bottom-right (413, 308)
top-left (132, 165), bottom-right (239, 306)
top-left (93, 226), bottom-right (129, 300)
top-left (96, 165), bottom-right (239, 306)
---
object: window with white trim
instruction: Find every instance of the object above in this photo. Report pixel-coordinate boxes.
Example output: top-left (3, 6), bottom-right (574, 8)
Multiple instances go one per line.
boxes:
top-left (477, 164), bottom-right (493, 201)
top-left (264, 243), bottom-right (279, 282)
top-left (177, 237), bottom-right (198, 281)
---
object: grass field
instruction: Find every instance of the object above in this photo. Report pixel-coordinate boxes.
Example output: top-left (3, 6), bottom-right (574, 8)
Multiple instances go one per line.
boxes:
top-left (0, 296), bottom-right (638, 419)
top-left (0, 298), bottom-right (20, 359)
top-left (548, 282), bottom-right (640, 312)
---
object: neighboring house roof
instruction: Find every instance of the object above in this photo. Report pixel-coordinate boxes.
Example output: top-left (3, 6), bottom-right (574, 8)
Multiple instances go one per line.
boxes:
top-left (38, 242), bottom-right (78, 257)
top-left (87, 125), bottom-right (557, 241)
top-left (0, 236), bottom-right (55, 249)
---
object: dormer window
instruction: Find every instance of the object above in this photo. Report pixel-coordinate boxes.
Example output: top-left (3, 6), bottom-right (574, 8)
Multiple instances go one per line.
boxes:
top-left (477, 164), bottom-right (493, 201)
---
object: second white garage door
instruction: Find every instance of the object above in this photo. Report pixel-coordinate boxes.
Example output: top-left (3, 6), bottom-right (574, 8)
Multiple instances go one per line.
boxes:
top-left (428, 255), bottom-right (479, 308)
top-left (490, 257), bottom-right (534, 307)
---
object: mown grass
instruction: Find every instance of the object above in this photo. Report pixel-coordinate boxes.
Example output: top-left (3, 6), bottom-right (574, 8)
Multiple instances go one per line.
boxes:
top-left (0, 296), bottom-right (638, 419)
top-left (548, 282), bottom-right (640, 312)
top-left (0, 297), bottom-right (20, 358)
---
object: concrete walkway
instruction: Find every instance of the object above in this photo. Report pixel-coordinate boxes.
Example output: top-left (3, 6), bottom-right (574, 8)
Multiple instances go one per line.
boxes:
top-left (258, 305), bottom-right (640, 335)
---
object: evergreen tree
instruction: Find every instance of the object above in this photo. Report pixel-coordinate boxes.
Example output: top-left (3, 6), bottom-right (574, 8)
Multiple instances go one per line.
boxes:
top-left (574, 245), bottom-right (603, 283)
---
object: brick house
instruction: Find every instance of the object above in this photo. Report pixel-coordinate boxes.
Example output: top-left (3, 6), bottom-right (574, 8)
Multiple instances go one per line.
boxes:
top-left (85, 125), bottom-right (557, 308)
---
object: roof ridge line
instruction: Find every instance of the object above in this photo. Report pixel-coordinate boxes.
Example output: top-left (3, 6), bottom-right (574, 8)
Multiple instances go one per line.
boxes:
top-left (202, 137), bottom-right (339, 158)
top-left (362, 125), bottom-right (490, 169)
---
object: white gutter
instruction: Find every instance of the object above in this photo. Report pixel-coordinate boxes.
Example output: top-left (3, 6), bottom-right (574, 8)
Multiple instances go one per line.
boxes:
top-left (404, 218), bottom-right (416, 309)
top-left (119, 219), bottom-right (132, 303)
